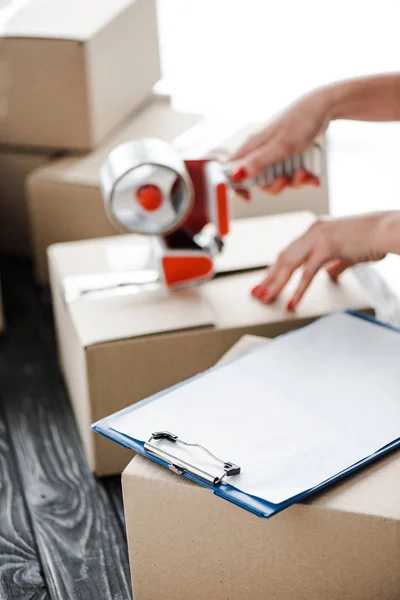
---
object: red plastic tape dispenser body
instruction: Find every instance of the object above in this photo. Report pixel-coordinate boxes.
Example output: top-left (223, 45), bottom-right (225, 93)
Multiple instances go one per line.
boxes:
top-left (100, 138), bottom-right (231, 289)
top-left (100, 137), bottom-right (323, 289)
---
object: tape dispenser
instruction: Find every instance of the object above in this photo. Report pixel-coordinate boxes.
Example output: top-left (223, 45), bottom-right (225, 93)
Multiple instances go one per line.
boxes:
top-left (100, 137), bottom-right (323, 290)
top-left (63, 137), bottom-right (323, 302)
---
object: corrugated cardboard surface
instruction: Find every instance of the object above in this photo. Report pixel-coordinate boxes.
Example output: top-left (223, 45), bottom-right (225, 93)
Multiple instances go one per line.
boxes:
top-left (48, 215), bottom-right (373, 475)
top-left (122, 335), bottom-right (400, 600)
top-left (28, 99), bottom-right (203, 284)
top-left (28, 105), bottom-right (330, 285)
top-left (0, 150), bottom-right (54, 256)
top-left (0, 0), bottom-right (160, 150)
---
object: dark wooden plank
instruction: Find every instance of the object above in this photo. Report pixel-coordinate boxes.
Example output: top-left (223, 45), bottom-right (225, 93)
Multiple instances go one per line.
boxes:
top-left (102, 477), bottom-right (126, 528)
top-left (0, 406), bottom-right (48, 600)
top-left (0, 259), bottom-right (132, 600)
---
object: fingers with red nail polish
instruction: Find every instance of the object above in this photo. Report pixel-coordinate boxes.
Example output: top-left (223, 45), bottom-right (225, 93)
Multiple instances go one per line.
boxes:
top-left (230, 166), bottom-right (248, 183)
top-left (292, 168), bottom-right (309, 188)
top-left (259, 288), bottom-right (271, 302)
top-left (262, 176), bottom-right (289, 196)
top-left (309, 176), bottom-right (321, 187)
top-left (286, 299), bottom-right (295, 312)
top-left (299, 170), bottom-right (321, 187)
top-left (251, 283), bottom-right (272, 304)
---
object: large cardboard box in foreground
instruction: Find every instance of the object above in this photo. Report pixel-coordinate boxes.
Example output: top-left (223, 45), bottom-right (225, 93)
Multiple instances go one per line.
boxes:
top-left (122, 334), bottom-right (400, 600)
top-left (0, 150), bottom-right (54, 256)
top-left (28, 102), bottom-right (330, 284)
top-left (48, 213), bottom-right (372, 475)
top-left (0, 0), bottom-right (160, 150)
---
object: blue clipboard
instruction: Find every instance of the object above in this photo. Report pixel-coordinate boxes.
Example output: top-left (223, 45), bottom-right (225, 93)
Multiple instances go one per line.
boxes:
top-left (92, 310), bottom-right (400, 518)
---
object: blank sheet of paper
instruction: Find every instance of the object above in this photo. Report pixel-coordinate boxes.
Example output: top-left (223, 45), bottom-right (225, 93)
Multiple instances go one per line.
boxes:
top-left (110, 313), bottom-right (400, 504)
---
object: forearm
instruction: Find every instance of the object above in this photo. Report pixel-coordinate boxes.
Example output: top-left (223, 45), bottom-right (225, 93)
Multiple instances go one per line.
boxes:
top-left (322, 73), bottom-right (400, 123)
top-left (377, 211), bottom-right (400, 256)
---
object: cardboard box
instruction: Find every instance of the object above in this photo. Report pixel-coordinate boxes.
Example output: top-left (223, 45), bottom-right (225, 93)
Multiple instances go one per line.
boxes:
top-left (27, 99), bottom-right (203, 284)
top-left (48, 213), bottom-right (372, 475)
top-left (0, 149), bottom-right (54, 256)
top-left (122, 334), bottom-right (400, 600)
top-left (0, 0), bottom-right (160, 150)
top-left (27, 105), bottom-right (330, 285)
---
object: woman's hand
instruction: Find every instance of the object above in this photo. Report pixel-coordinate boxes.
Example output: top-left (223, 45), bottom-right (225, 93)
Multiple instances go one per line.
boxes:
top-left (251, 212), bottom-right (399, 310)
top-left (228, 74), bottom-right (400, 195)
top-left (228, 86), bottom-right (333, 194)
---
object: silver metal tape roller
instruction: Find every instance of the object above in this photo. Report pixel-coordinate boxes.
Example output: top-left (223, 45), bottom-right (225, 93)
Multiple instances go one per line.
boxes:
top-left (100, 138), bottom-right (195, 236)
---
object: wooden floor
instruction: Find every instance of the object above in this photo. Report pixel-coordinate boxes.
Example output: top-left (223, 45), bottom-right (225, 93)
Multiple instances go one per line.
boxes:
top-left (0, 256), bottom-right (399, 600)
top-left (0, 258), bottom-right (131, 600)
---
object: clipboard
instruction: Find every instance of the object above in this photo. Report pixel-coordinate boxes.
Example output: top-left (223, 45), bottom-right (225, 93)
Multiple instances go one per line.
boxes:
top-left (92, 311), bottom-right (400, 518)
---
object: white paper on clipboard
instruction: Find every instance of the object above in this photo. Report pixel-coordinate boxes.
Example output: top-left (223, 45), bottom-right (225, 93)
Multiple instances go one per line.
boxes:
top-left (110, 313), bottom-right (400, 504)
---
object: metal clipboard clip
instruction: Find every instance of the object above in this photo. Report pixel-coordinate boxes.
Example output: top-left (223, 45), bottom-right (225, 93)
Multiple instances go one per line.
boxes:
top-left (144, 431), bottom-right (241, 486)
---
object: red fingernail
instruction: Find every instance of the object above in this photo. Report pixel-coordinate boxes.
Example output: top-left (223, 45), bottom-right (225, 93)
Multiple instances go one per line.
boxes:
top-left (299, 170), bottom-right (313, 184)
top-left (260, 289), bottom-right (270, 301)
top-left (231, 167), bottom-right (248, 183)
top-left (286, 299), bottom-right (295, 311)
top-left (251, 285), bottom-right (261, 297)
top-left (280, 177), bottom-right (290, 191)
top-left (292, 169), bottom-right (307, 187)
top-left (310, 177), bottom-right (321, 187)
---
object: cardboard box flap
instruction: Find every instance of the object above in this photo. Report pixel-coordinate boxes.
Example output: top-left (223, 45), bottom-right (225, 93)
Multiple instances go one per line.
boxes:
top-left (310, 449), bottom-right (400, 520)
top-left (69, 287), bottom-right (215, 348)
top-left (28, 100), bottom-right (202, 188)
top-left (199, 268), bottom-right (372, 330)
top-left (216, 335), bottom-right (267, 364)
top-left (3, 0), bottom-right (134, 41)
top-left (215, 211), bottom-right (315, 273)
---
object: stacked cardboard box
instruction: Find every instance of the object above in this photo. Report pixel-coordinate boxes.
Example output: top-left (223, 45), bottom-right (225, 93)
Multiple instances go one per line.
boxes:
top-left (122, 335), bottom-right (400, 600)
top-left (0, 0), bottom-right (160, 150)
top-left (0, 151), bottom-right (56, 257)
top-left (0, 0), bottom-right (161, 258)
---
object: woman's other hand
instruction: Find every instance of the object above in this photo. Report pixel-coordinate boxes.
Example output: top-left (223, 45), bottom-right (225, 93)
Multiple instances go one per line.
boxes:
top-left (251, 212), bottom-right (400, 310)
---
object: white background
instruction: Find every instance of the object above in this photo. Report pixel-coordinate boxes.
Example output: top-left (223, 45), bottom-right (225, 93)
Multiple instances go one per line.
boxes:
top-left (156, 0), bottom-right (400, 120)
